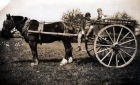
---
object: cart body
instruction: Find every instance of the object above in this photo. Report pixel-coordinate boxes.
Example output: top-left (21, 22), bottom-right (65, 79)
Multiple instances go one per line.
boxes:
top-left (85, 18), bottom-right (137, 68)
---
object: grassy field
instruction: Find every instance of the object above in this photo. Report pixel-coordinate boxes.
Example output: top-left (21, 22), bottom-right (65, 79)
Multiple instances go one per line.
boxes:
top-left (0, 36), bottom-right (140, 85)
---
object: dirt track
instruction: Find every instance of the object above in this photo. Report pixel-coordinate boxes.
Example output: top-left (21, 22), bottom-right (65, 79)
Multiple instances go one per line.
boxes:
top-left (0, 35), bottom-right (140, 85)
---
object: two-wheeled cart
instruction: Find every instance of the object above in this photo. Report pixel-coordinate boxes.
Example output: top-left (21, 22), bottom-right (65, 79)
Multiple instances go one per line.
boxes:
top-left (29, 19), bottom-right (138, 68)
top-left (85, 19), bottom-right (137, 68)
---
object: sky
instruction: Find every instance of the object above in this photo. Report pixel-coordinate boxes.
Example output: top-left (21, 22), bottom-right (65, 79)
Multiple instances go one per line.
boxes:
top-left (0, 0), bottom-right (10, 10)
top-left (0, 0), bottom-right (140, 30)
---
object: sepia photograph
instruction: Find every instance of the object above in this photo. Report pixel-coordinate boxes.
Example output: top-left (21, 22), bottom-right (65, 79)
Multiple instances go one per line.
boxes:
top-left (0, 0), bottom-right (140, 85)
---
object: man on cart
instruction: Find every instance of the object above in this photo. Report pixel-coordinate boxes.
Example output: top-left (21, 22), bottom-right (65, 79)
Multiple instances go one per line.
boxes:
top-left (76, 8), bottom-right (107, 51)
top-left (86, 8), bottom-right (107, 39)
top-left (76, 12), bottom-right (93, 51)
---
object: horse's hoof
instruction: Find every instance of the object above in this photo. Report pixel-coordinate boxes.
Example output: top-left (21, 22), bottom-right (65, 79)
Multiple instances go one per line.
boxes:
top-left (31, 63), bottom-right (38, 66)
top-left (60, 58), bottom-right (68, 66)
top-left (31, 61), bottom-right (38, 66)
top-left (68, 57), bottom-right (73, 63)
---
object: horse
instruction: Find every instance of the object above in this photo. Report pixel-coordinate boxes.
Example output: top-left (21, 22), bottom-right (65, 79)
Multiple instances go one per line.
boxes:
top-left (1, 14), bottom-right (74, 66)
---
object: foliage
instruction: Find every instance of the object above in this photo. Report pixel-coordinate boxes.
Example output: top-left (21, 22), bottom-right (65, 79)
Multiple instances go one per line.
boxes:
top-left (110, 11), bottom-right (138, 28)
top-left (112, 11), bottom-right (132, 20)
top-left (62, 9), bottom-right (84, 33)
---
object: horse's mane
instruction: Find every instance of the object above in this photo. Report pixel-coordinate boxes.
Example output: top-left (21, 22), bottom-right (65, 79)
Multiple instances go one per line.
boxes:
top-left (12, 16), bottom-right (24, 20)
top-left (11, 16), bottom-right (28, 23)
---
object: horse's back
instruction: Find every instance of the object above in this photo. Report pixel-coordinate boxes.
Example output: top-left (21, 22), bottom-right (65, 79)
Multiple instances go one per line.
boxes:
top-left (43, 22), bottom-right (64, 33)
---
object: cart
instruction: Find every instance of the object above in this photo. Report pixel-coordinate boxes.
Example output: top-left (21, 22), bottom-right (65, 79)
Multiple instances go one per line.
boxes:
top-left (85, 19), bottom-right (137, 68)
top-left (29, 19), bottom-right (138, 68)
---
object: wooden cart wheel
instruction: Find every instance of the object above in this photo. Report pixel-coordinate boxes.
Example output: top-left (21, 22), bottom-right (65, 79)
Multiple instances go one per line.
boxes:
top-left (85, 36), bottom-right (95, 57)
top-left (94, 24), bottom-right (137, 68)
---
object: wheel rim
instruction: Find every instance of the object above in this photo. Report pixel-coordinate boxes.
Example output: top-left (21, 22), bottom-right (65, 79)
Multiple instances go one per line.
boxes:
top-left (94, 25), bottom-right (137, 68)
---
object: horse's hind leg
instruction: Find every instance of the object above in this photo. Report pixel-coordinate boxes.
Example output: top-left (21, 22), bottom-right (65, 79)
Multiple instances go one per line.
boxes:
top-left (60, 39), bottom-right (73, 66)
top-left (29, 41), bottom-right (39, 66)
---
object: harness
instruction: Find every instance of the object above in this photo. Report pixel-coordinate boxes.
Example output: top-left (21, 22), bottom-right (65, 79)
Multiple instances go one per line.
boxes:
top-left (38, 22), bottom-right (45, 44)
top-left (21, 19), bottom-right (30, 42)
top-left (62, 22), bottom-right (67, 33)
top-left (22, 19), bottom-right (45, 44)
top-left (22, 19), bottom-right (30, 34)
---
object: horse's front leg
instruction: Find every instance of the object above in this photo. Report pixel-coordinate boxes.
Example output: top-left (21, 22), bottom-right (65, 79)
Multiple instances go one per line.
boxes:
top-left (29, 41), bottom-right (39, 66)
top-left (60, 40), bottom-right (73, 66)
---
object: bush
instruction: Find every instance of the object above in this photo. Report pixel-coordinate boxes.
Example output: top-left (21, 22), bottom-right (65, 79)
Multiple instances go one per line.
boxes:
top-left (109, 11), bottom-right (138, 28)
top-left (112, 11), bottom-right (132, 20)
top-left (62, 9), bottom-right (84, 33)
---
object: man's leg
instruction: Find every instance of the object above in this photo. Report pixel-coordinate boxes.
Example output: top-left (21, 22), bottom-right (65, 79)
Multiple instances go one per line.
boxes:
top-left (76, 32), bottom-right (82, 51)
top-left (86, 25), bottom-right (94, 40)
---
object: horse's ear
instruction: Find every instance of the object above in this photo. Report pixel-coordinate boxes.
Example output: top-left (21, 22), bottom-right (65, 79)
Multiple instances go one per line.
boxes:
top-left (6, 14), bottom-right (11, 20)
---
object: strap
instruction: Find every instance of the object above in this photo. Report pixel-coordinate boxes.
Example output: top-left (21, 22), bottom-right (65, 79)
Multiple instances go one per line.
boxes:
top-left (62, 22), bottom-right (66, 33)
top-left (21, 18), bottom-right (30, 42)
top-left (38, 22), bottom-right (45, 42)
top-left (22, 19), bottom-right (30, 34)
top-left (38, 22), bottom-right (44, 33)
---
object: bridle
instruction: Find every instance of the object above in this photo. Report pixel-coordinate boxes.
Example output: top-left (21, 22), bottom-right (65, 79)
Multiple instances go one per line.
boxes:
top-left (3, 16), bottom-right (27, 33)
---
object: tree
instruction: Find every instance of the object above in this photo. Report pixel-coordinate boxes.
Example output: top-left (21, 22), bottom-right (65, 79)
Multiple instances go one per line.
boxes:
top-left (112, 11), bottom-right (132, 20)
top-left (62, 9), bottom-right (84, 33)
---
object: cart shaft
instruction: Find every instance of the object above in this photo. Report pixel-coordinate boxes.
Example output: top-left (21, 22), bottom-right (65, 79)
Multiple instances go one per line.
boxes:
top-left (28, 30), bottom-right (78, 37)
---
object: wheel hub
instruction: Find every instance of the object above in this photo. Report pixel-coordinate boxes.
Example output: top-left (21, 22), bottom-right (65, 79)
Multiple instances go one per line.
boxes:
top-left (112, 42), bottom-right (120, 52)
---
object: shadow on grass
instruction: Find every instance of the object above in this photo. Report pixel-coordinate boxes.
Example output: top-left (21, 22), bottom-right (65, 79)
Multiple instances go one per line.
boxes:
top-left (74, 57), bottom-right (104, 67)
top-left (12, 59), bottom-right (61, 64)
top-left (11, 57), bottom-right (101, 66)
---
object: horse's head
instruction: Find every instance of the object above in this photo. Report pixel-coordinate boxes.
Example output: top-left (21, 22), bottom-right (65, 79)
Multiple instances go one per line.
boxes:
top-left (1, 14), bottom-right (27, 39)
top-left (1, 14), bottom-right (15, 39)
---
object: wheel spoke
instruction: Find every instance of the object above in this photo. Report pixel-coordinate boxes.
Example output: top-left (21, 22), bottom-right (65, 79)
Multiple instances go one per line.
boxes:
top-left (101, 49), bottom-right (112, 61)
top-left (117, 28), bottom-right (123, 42)
top-left (104, 47), bottom-right (109, 53)
top-left (105, 30), bottom-right (113, 43)
top-left (96, 44), bottom-right (112, 47)
top-left (97, 48), bottom-right (110, 54)
top-left (116, 54), bottom-right (118, 66)
top-left (98, 36), bottom-right (111, 44)
top-left (87, 43), bottom-right (94, 45)
top-left (120, 46), bottom-right (136, 50)
top-left (88, 37), bottom-right (94, 40)
top-left (119, 39), bottom-right (135, 45)
top-left (108, 51), bottom-right (114, 66)
top-left (118, 51), bottom-right (126, 63)
top-left (88, 48), bottom-right (94, 52)
top-left (120, 49), bottom-right (132, 57)
top-left (119, 32), bottom-right (130, 42)
top-left (113, 27), bottom-right (116, 42)
top-left (97, 47), bottom-right (101, 52)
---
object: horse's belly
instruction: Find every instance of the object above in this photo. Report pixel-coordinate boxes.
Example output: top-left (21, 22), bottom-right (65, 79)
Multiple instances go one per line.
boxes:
top-left (40, 35), bottom-right (61, 43)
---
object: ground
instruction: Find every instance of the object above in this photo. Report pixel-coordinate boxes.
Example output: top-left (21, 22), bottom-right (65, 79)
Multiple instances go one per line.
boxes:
top-left (0, 35), bottom-right (140, 85)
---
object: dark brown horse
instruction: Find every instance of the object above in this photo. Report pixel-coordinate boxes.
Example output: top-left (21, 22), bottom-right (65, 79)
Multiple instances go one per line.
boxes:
top-left (1, 14), bottom-right (73, 66)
